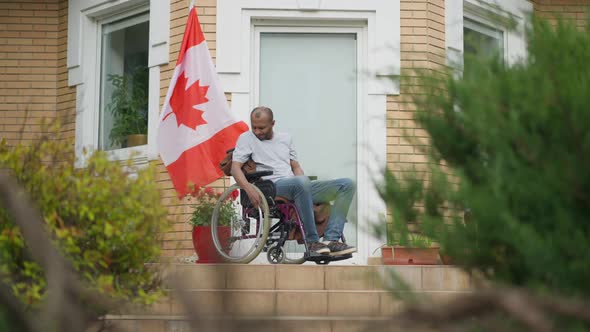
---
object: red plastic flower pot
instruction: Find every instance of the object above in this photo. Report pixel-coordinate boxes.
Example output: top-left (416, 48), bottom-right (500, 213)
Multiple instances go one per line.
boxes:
top-left (192, 225), bottom-right (230, 264)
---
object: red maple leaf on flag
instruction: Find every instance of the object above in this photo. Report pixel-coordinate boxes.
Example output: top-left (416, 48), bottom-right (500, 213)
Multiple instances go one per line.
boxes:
top-left (167, 72), bottom-right (210, 130)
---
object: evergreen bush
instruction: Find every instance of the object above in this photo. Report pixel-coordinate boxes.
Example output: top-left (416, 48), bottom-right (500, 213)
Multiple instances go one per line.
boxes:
top-left (380, 17), bottom-right (590, 299)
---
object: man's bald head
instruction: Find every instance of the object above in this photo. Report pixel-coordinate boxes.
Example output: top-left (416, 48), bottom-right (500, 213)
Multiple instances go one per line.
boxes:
top-left (251, 106), bottom-right (274, 122)
top-left (250, 106), bottom-right (275, 140)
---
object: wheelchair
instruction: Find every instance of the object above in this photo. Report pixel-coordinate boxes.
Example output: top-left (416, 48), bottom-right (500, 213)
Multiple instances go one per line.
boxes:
top-left (210, 171), bottom-right (353, 265)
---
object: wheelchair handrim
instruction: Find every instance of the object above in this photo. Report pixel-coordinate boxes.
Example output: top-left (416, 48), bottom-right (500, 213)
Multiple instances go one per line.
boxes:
top-left (211, 183), bottom-right (270, 263)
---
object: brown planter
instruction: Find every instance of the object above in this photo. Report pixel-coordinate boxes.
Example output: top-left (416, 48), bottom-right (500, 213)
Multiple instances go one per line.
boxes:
top-left (127, 134), bottom-right (147, 147)
top-left (440, 254), bottom-right (454, 265)
top-left (381, 246), bottom-right (394, 265)
top-left (381, 246), bottom-right (441, 265)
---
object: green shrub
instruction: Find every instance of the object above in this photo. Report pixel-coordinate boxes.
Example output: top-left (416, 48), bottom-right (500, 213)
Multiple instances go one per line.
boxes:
top-left (381, 17), bottom-right (590, 299)
top-left (0, 123), bottom-right (169, 306)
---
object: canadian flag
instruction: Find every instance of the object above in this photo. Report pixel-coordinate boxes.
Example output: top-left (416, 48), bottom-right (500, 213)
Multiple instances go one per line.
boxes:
top-left (157, 7), bottom-right (248, 197)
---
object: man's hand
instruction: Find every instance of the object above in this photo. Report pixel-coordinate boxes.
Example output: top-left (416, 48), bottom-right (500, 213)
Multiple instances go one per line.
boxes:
top-left (231, 160), bottom-right (261, 208)
top-left (243, 184), bottom-right (262, 208)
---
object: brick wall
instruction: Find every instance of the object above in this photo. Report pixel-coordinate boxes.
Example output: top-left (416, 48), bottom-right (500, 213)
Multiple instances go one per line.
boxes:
top-left (0, 0), bottom-right (61, 145)
top-left (534, 0), bottom-right (588, 28)
top-left (387, 0), bottom-right (445, 178)
top-left (56, 0), bottom-right (75, 139)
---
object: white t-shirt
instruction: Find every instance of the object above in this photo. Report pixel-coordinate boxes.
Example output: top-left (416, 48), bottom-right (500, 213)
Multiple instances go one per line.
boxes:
top-left (232, 131), bottom-right (297, 182)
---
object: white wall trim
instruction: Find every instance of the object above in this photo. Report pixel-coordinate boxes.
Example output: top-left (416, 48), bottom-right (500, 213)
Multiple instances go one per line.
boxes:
top-left (216, 0), bottom-right (399, 263)
top-left (216, 0), bottom-right (400, 95)
top-left (67, 0), bottom-right (170, 164)
top-left (446, 0), bottom-right (533, 68)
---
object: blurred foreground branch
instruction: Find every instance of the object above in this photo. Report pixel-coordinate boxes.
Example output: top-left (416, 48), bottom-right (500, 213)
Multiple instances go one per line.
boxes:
top-left (375, 286), bottom-right (590, 332)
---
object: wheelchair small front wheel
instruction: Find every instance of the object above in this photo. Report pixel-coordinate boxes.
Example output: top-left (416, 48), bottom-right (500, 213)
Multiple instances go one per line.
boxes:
top-left (266, 245), bottom-right (284, 264)
top-left (211, 183), bottom-right (270, 264)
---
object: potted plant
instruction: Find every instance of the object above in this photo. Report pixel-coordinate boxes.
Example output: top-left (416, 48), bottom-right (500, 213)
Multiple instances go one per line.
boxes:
top-left (106, 65), bottom-right (149, 148)
top-left (378, 171), bottom-right (442, 265)
top-left (189, 187), bottom-right (239, 263)
top-left (381, 232), bottom-right (440, 265)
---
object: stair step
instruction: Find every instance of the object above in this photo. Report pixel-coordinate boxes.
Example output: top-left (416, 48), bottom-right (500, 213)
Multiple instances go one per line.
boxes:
top-left (102, 315), bottom-right (436, 332)
top-left (130, 289), bottom-right (469, 316)
top-left (109, 264), bottom-right (471, 331)
top-left (158, 264), bottom-right (473, 292)
top-left (115, 264), bottom-right (473, 320)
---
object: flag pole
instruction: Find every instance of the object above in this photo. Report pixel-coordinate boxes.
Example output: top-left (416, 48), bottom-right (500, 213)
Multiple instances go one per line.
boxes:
top-left (188, 0), bottom-right (195, 12)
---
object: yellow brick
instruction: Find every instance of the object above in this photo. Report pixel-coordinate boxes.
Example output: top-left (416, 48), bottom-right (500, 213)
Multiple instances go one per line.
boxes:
top-left (0, 31), bottom-right (19, 38)
top-left (401, 18), bottom-right (428, 27)
top-left (9, 10), bottom-right (34, 17)
top-left (427, 2), bottom-right (445, 16)
top-left (401, 2), bottom-right (427, 11)
top-left (0, 2), bottom-right (21, 9)
top-left (34, 10), bottom-right (58, 17)
top-left (20, 16), bottom-right (46, 24)
top-left (202, 23), bottom-right (216, 32)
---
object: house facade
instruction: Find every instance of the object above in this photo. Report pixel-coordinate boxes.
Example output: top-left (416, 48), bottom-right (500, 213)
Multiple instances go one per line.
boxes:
top-left (0, 0), bottom-right (586, 264)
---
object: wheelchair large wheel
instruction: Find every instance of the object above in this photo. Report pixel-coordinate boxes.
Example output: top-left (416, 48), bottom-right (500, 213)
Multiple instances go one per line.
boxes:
top-left (278, 205), bottom-right (307, 264)
top-left (211, 183), bottom-right (270, 264)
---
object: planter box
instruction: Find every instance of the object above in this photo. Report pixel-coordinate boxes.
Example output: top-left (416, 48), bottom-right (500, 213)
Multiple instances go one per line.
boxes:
top-left (381, 246), bottom-right (440, 265)
top-left (440, 254), bottom-right (454, 265)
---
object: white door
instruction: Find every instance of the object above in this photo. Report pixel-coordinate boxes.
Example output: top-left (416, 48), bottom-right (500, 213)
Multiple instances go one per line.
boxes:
top-left (257, 30), bottom-right (359, 248)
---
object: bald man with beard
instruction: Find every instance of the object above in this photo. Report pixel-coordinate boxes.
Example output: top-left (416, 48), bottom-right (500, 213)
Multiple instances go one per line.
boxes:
top-left (231, 106), bottom-right (356, 256)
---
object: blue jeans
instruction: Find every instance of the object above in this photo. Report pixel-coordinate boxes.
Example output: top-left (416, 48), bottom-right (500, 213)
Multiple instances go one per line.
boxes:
top-left (274, 176), bottom-right (356, 242)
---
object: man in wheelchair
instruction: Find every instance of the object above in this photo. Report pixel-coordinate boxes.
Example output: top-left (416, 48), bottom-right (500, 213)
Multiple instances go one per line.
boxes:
top-left (230, 106), bottom-right (357, 257)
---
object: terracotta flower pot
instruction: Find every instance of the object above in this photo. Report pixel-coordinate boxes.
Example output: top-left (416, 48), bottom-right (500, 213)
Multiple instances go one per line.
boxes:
top-left (381, 246), bottom-right (395, 265)
top-left (381, 246), bottom-right (441, 265)
top-left (192, 225), bottom-right (230, 264)
top-left (440, 254), bottom-right (454, 265)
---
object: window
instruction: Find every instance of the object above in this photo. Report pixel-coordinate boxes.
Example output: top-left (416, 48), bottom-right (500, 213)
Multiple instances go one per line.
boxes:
top-left (99, 13), bottom-right (150, 151)
top-left (445, 0), bottom-right (532, 70)
top-left (68, 0), bottom-right (170, 164)
top-left (463, 16), bottom-right (504, 76)
top-left (463, 17), bottom-right (503, 60)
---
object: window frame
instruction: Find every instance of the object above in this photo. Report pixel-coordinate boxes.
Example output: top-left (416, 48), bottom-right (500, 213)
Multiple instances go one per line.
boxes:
top-left (445, 0), bottom-right (532, 70)
top-left (67, 0), bottom-right (170, 166)
top-left (463, 14), bottom-right (506, 62)
top-left (97, 9), bottom-right (150, 153)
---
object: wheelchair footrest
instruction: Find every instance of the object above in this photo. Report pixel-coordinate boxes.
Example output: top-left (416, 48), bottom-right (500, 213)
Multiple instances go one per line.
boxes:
top-left (304, 252), bottom-right (353, 265)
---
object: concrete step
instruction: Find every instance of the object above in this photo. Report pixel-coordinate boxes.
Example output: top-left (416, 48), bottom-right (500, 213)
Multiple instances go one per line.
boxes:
top-left (103, 316), bottom-right (435, 332)
top-left (161, 264), bottom-right (473, 292)
top-left (106, 264), bottom-right (472, 331)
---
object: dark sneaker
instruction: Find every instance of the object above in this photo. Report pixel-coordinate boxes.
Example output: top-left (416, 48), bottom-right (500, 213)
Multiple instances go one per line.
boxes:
top-left (327, 241), bottom-right (357, 256)
top-left (308, 242), bottom-right (330, 255)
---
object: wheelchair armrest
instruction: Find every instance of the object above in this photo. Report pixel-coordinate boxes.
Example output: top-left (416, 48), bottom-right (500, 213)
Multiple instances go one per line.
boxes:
top-left (245, 171), bottom-right (273, 182)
